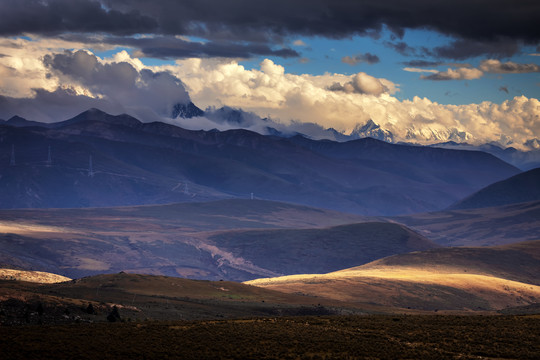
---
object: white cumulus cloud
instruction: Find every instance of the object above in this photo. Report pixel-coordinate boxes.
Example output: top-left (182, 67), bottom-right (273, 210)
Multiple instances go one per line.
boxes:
top-left (420, 67), bottom-right (484, 80)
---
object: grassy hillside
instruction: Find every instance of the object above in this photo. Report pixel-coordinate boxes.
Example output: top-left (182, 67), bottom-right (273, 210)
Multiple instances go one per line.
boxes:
top-left (0, 269), bottom-right (71, 283)
top-left (209, 222), bottom-right (438, 275)
top-left (361, 240), bottom-right (540, 285)
top-left (394, 200), bottom-right (540, 246)
top-left (0, 200), bottom-right (366, 280)
top-left (0, 272), bottom-right (374, 326)
top-left (247, 241), bottom-right (540, 311)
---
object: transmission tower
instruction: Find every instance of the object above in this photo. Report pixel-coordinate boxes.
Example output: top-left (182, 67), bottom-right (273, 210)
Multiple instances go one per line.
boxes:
top-left (46, 145), bottom-right (52, 167)
top-left (88, 155), bottom-right (94, 177)
top-left (9, 144), bottom-right (15, 166)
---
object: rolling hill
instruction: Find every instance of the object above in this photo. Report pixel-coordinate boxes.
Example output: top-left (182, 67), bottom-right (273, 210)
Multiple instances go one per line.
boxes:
top-left (0, 199), bottom-right (368, 280)
top-left (0, 108), bottom-right (520, 215)
top-left (0, 199), bottom-right (441, 282)
top-left (208, 222), bottom-right (438, 276)
top-left (246, 240), bottom-right (540, 311)
top-left (449, 167), bottom-right (540, 209)
top-left (393, 200), bottom-right (540, 246)
top-left (0, 271), bottom-right (367, 325)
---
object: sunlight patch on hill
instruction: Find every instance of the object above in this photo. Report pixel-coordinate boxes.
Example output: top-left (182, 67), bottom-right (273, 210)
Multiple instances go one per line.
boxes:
top-left (0, 221), bottom-right (72, 235)
top-left (246, 266), bottom-right (540, 310)
top-left (0, 269), bottom-right (71, 283)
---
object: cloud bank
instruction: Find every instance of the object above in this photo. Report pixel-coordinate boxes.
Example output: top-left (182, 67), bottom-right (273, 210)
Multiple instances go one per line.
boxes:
top-left (1, 0), bottom-right (539, 59)
top-left (0, 47), bottom-right (191, 122)
top-left (0, 41), bottom-right (539, 149)
top-left (162, 57), bottom-right (539, 148)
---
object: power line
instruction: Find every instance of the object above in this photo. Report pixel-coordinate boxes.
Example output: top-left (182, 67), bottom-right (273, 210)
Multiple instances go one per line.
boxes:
top-left (9, 144), bottom-right (15, 166)
top-left (88, 155), bottom-right (94, 177)
top-left (46, 145), bottom-right (52, 167)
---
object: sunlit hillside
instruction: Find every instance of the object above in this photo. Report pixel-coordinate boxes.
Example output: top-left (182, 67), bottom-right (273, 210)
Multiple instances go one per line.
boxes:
top-left (246, 241), bottom-right (540, 311)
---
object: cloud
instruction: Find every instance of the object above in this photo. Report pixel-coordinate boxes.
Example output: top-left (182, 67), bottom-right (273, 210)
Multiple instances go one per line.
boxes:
top-left (160, 57), bottom-right (540, 148)
top-left (342, 53), bottom-right (380, 65)
top-left (0, 49), bottom-right (191, 122)
top-left (402, 60), bottom-right (444, 67)
top-left (293, 39), bottom-right (308, 47)
top-left (403, 67), bottom-right (438, 74)
top-left (479, 59), bottom-right (540, 73)
top-left (59, 34), bottom-right (299, 59)
top-left (0, 0), bottom-right (157, 36)
top-left (383, 41), bottom-right (417, 56)
top-left (421, 67), bottom-right (484, 81)
top-left (429, 38), bottom-right (522, 60)
top-left (1, 1), bottom-right (539, 60)
top-left (2, 47), bottom-right (539, 149)
top-left (328, 72), bottom-right (394, 96)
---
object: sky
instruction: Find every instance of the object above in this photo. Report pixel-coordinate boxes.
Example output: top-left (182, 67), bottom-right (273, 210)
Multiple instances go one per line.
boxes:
top-left (0, 0), bottom-right (539, 148)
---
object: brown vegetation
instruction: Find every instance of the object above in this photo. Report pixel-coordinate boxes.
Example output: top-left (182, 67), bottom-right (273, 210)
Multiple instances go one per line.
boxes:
top-left (1, 315), bottom-right (539, 359)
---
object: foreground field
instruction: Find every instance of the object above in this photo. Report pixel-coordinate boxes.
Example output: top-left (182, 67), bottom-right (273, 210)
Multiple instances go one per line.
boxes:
top-left (1, 315), bottom-right (539, 359)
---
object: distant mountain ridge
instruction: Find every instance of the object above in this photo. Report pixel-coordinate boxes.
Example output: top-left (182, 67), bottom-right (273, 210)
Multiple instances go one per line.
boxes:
top-left (0, 108), bottom-right (519, 215)
top-left (449, 167), bottom-right (540, 210)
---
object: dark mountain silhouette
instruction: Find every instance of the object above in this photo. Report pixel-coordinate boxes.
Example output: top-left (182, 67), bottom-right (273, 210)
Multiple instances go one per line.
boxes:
top-left (5, 115), bottom-right (47, 128)
top-left (171, 101), bottom-right (205, 118)
top-left (0, 109), bottom-right (520, 214)
top-left (50, 108), bottom-right (143, 128)
top-left (450, 168), bottom-right (540, 210)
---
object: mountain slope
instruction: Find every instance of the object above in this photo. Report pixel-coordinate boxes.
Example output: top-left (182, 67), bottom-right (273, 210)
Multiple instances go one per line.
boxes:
top-left (393, 200), bottom-right (540, 246)
top-left (0, 200), bottom-right (368, 280)
top-left (0, 109), bottom-right (520, 214)
top-left (209, 222), bottom-right (438, 276)
top-left (246, 241), bottom-right (540, 311)
top-left (450, 167), bottom-right (540, 209)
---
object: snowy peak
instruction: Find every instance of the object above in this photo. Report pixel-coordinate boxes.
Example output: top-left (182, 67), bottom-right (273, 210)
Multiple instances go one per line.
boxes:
top-left (524, 138), bottom-right (540, 150)
top-left (405, 126), bottom-right (472, 143)
top-left (350, 120), bottom-right (394, 142)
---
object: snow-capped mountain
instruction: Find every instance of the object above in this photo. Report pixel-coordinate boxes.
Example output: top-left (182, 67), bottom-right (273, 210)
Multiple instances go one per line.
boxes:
top-left (405, 125), bottom-right (472, 143)
top-left (525, 138), bottom-right (540, 150)
top-left (349, 120), bottom-right (394, 142)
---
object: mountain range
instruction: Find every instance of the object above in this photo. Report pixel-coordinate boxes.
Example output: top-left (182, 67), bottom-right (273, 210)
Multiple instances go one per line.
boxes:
top-left (0, 108), bottom-right (519, 215)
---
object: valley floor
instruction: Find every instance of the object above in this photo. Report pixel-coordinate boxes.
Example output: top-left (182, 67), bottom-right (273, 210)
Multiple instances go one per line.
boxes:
top-left (1, 315), bottom-right (539, 359)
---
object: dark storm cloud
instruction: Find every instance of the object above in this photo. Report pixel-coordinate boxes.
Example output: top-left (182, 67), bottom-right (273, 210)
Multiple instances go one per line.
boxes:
top-left (98, 0), bottom-right (540, 43)
top-left (429, 38), bottom-right (522, 60)
top-left (59, 34), bottom-right (299, 59)
top-left (0, 0), bottom-right (157, 36)
top-left (2, 0), bottom-right (539, 59)
top-left (342, 53), bottom-right (380, 65)
top-left (383, 41), bottom-right (417, 56)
